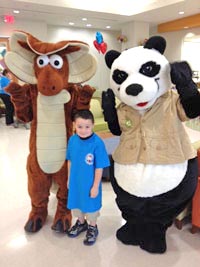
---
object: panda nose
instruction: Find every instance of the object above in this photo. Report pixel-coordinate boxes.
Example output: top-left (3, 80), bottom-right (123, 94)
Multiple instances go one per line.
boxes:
top-left (126, 84), bottom-right (143, 96)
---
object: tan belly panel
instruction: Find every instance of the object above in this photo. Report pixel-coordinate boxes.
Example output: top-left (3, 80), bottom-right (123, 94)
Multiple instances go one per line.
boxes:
top-left (36, 90), bottom-right (70, 173)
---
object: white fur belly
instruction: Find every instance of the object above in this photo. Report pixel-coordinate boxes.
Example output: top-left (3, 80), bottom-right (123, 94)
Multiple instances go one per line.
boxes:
top-left (114, 161), bottom-right (188, 197)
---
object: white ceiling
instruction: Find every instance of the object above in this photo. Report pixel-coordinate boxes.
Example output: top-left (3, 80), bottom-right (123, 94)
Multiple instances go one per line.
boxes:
top-left (0, 0), bottom-right (200, 31)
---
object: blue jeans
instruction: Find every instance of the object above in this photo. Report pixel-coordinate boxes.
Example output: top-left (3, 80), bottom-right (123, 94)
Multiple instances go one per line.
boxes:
top-left (0, 94), bottom-right (14, 125)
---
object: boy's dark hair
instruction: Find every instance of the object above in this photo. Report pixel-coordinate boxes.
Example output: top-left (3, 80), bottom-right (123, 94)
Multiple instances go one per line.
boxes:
top-left (2, 69), bottom-right (8, 76)
top-left (73, 109), bottom-right (94, 123)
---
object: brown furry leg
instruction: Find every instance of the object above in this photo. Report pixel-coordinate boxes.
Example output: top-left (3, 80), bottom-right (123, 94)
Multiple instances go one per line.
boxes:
top-left (25, 155), bottom-right (52, 233)
top-left (51, 162), bottom-right (72, 233)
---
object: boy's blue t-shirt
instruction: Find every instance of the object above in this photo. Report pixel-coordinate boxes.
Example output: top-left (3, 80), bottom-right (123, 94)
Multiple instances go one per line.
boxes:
top-left (0, 76), bottom-right (10, 94)
top-left (66, 133), bottom-right (110, 213)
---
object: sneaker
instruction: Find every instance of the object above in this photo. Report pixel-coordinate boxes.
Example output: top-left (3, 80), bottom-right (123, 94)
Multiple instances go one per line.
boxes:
top-left (13, 121), bottom-right (19, 128)
top-left (24, 123), bottom-right (30, 129)
top-left (67, 220), bottom-right (88, 238)
top-left (83, 225), bottom-right (98, 246)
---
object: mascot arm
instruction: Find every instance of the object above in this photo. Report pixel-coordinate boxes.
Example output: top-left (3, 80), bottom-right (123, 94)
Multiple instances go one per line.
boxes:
top-left (5, 82), bottom-right (33, 122)
top-left (170, 61), bottom-right (200, 118)
top-left (65, 84), bottom-right (95, 140)
top-left (102, 89), bottom-right (121, 135)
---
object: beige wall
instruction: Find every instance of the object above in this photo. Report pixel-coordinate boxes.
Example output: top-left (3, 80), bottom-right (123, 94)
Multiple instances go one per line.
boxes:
top-left (151, 26), bottom-right (200, 62)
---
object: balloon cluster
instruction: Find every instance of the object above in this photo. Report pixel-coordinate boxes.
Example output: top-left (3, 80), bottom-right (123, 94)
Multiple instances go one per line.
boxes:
top-left (93, 32), bottom-right (107, 54)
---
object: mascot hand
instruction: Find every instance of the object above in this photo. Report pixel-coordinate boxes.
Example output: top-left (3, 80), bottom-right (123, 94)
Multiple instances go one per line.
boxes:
top-left (5, 82), bottom-right (21, 94)
top-left (102, 88), bottom-right (116, 108)
top-left (80, 85), bottom-right (96, 104)
top-left (102, 88), bottom-right (116, 122)
top-left (5, 82), bottom-right (27, 102)
top-left (170, 61), bottom-right (197, 97)
top-left (76, 84), bottom-right (95, 109)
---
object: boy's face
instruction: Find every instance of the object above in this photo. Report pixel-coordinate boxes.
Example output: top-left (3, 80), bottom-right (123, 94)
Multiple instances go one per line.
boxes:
top-left (74, 118), bottom-right (94, 138)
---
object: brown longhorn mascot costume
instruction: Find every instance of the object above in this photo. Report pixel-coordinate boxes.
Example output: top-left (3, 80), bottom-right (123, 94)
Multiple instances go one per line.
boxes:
top-left (5, 31), bottom-right (97, 233)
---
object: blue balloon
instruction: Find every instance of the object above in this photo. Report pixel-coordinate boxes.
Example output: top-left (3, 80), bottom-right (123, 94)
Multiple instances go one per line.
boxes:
top-left (96, 31), bottom-right (103, 44)
top-left (0, 48), bottom-right (6, 57)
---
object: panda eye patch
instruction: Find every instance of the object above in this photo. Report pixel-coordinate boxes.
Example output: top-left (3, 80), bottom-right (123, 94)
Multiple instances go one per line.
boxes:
top-left (112, 69), bottom-right (128, 84)
top-left (139, 61), bottom-right (160, 77)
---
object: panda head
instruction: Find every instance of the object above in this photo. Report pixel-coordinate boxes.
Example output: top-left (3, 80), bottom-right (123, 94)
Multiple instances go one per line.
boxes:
top-left (105, 36), bottom-right (171, 111)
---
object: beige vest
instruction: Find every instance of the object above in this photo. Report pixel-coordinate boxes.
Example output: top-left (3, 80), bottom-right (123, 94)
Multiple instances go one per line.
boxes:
top-left (113, 90), bottom-right (197, 164)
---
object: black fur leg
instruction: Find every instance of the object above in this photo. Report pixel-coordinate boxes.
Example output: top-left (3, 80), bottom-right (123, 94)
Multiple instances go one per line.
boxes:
top-left (24, 218), bottom-right (42, 233)
top-left (116, 222), bottom-right (139, 245)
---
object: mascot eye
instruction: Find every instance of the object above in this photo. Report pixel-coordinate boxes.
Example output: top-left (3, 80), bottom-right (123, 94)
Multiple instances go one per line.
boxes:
top-left (112, 69), bottom-right (128, 84)
top-left (139, 61), bottom-right (160, 77)
top-left (36, 55), bottom-right (49, 67)
top-left (49, 55), bottom-right (63, 69)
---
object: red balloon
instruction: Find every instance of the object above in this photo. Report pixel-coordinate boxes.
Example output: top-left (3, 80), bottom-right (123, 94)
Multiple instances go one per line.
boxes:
top-left (100, 42), bottom-right (107, 54)
top-left (93, 40), bottom-right (107, 54)
top-left (93, 40), bottom-right (101, 53)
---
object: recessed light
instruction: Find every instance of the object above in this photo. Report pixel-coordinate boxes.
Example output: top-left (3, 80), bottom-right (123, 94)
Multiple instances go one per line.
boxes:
top-left (69, 22), bottom-right (74, 25)
top-left (13, 10), bottom-right (19, 14)
top-left (86, 24), bottom-right (92, 27)
top-left (82, 18), bottom-right (87, 21)
top-left (106, 26), bottom-right (111, 29)
top-left (179, 11), bottom-right (184, 15)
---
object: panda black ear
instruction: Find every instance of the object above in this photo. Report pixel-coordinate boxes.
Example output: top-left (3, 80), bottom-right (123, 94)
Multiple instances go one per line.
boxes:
top-left (144, 36), bottom-right (166, 54)
top-left (105, 50), bottom-right (121, 69)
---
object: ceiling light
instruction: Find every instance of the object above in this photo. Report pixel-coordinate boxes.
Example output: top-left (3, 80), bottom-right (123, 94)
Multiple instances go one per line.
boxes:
top-left (13, 10), bottom-right (19, 14)
top-left (82, 18), bottom-right (87, 21)
top-left (106, 26), bottom-right (111, 29)
top-left (179, 11), bottom-right (184, 15)
top-left (86, 24), bottom-right (92, 27)
top-left (69, 22), bottom-right (74, 25)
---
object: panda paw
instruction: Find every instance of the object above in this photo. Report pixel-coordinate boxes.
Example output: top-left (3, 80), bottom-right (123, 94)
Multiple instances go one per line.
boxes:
top-left (170, 61), bottom-right (198, 97)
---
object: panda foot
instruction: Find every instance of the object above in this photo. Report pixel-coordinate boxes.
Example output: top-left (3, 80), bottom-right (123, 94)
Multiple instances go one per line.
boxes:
top-left (116, 223), bottom-right (139, 245)
top-left (140, 238), bottom-right (166, 254)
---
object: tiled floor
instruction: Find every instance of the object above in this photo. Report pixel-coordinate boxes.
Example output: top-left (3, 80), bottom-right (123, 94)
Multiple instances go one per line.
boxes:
top-left (0, 116), bottom-right (200, 267)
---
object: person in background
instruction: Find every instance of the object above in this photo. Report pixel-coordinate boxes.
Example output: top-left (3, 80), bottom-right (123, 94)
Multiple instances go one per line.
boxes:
top-left (0, 69), bottom-right (17, 127)
top-left (66, 109), bottom-right (110, 245)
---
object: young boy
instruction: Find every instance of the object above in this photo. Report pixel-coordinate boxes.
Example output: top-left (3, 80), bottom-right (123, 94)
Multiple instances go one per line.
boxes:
top-left (66, 109), bottom-right (110, 245)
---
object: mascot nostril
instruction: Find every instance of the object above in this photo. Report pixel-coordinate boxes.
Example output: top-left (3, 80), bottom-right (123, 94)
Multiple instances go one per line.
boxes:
top-left (126, 84), bottom-right (143, 96)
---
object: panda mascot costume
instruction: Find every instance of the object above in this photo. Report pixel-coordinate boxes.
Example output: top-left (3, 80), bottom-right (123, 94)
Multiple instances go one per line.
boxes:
top-left (102, 36), bottom-right (200, 254)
